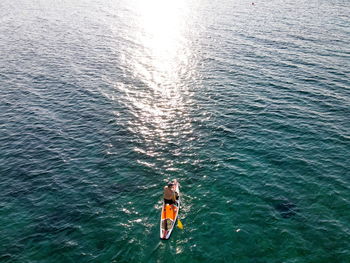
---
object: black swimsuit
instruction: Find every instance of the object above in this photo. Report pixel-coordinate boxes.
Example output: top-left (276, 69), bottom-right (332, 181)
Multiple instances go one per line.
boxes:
top-left (164, 198), bottom-right (175, 205)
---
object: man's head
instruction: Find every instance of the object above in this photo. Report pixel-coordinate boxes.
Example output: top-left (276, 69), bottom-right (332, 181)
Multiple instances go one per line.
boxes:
top-left (167, 182), bottom-right (174, 187)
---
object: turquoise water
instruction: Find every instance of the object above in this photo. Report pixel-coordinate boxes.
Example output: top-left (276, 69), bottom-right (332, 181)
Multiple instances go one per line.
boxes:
top-left (1, 0), bottom-right (349, 262)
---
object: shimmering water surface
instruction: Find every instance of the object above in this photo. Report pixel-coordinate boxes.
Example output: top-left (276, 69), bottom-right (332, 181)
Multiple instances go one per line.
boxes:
top-left (1, 0), bottom-right (349, 262)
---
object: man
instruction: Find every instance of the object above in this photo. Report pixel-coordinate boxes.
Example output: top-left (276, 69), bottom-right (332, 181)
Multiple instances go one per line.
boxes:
top-left (163, 181), bottom-right (178, 205)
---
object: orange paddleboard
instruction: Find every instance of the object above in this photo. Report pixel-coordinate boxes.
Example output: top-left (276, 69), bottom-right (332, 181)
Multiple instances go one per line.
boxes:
top-left (160, 179), bottom-right (180, 240)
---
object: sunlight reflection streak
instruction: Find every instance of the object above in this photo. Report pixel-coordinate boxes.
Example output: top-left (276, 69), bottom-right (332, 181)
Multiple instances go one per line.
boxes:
top-left (114, 0), bottom-right (197, 170)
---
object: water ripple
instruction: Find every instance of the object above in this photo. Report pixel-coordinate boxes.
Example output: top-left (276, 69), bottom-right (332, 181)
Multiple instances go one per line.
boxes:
top-left (1, 0), bottom-right (350, 262)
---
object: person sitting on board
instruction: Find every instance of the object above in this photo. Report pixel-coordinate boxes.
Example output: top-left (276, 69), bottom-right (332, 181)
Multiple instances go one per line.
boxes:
top-left (163, 181), bottom-right (178, 205)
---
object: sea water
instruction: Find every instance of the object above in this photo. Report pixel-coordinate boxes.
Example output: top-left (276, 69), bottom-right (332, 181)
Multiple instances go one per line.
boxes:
top-left (0, 0), bottom-right (349, 262)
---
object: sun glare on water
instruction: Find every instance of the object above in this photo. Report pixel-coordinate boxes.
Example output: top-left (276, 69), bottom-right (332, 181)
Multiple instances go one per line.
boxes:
top-left (114, 0), bottom-right (196, 152)
top-left (135, 0), bottom-right (189, 87)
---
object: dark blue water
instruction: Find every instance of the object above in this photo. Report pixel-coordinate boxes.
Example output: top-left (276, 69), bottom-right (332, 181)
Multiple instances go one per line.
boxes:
top-left (1, 0), bottom-right (349, 262)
